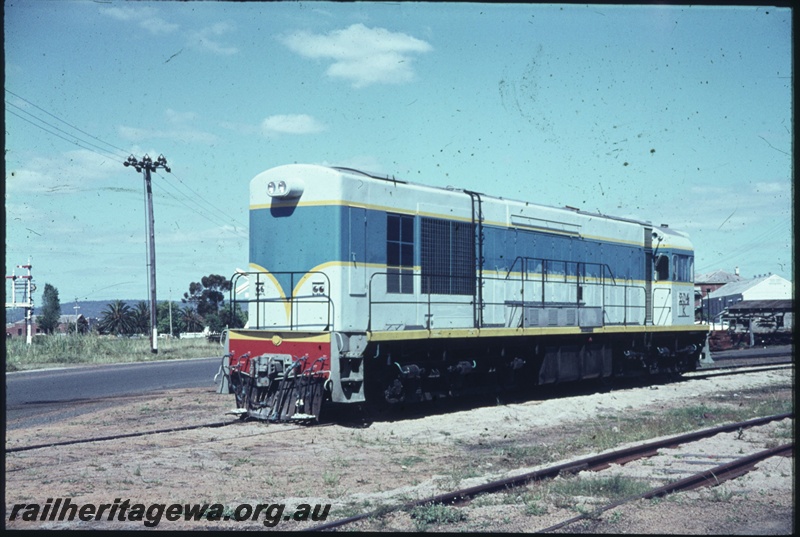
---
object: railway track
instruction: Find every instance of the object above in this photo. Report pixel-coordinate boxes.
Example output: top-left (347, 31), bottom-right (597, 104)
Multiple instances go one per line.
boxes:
top-left (537, 442), bottom-right (793, 532)
top-left (705, 347), bottom-right (793, 369)
top-left (5, 418), bottom-right (336, 454)
top-left (308, 412), bottom-right (794, 531)
top-left (5, 420), bottom-right (240, 454)
top-left (689, 361), bottom-right (793, 380)
top-left (8, 361), bottom-right (790, 455)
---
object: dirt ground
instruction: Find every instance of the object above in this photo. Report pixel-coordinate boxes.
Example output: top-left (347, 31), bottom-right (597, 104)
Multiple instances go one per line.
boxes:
top-left (5, 366), bottom-right (794, 532)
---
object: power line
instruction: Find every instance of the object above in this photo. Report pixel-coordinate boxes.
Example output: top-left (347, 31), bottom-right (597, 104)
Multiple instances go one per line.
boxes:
top-left (151, 179), bottom-right (248, 239)
top-left (167, 168), bottom-right (248, 230)
top-left (5, 105), bottom-right (122, 162)
top-left (5, 89), bottom-right (130, 157)
top-left (7, 88), bottom-right (249, 240)
top-left (151, 170), bottom-right (248, 237)
top-left (696, 216), bottom-right (791, 273)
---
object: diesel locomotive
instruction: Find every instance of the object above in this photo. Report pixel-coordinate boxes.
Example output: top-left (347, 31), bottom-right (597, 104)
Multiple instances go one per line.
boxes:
top-left (216, 164), bottom-right (708, 421)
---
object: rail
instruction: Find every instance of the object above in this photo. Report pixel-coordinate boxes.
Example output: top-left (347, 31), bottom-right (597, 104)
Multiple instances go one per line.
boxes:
top-left (309, 412), bottom-right (794, 531)
top-left (229, 271), bottom-right (334, 331)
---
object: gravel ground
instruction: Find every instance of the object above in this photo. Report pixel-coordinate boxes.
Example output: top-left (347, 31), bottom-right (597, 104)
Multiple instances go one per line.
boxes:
top-left (4, 365), bottom-right (794, 532)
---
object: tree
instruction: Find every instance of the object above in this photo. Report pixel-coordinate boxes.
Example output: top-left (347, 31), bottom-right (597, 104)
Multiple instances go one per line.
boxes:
top-left (37, 283), bottom-right (61, 334)
top-left (221, 303), bottom-right (248, 329)
top-left (180, 306), bottom-right (205, 333)
top-left (156, 301), bottom-right (181, 337)
top-left (131, 301), bottom-right (150, 335)
top-left (66, 317), bottom-right (89, 335)
top-left (182, 274), bottom-right (232, 317)
top-left (98, 300), bottom-right (134, 336)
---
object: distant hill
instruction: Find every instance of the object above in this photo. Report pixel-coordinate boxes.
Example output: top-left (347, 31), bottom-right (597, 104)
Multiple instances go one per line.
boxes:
top-left (5, 299), bottom-right (176, 323)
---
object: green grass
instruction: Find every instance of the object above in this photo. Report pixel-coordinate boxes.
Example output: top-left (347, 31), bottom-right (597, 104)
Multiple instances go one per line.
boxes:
top-left (6, 334), bottom-right (221, 371)
top-left (549, 474), bottom-right (652, 501)
top-left (492, 444), bottom-right (551, 468)
top-left (409, 503), bottom-right (466, 531)
top-left (572, 397), bottom-right (794, 454)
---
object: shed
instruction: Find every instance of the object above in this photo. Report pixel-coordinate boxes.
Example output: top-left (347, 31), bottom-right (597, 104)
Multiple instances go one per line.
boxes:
top-left (703, 274), bottom-right (792, 320)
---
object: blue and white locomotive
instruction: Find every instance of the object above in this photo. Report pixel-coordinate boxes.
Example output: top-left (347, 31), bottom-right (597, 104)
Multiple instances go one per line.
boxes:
top-left (218, 164), bottom-right (707, 421)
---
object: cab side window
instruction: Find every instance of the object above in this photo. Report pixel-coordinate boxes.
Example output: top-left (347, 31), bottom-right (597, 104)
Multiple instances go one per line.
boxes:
top-left (654, 254), bottom-right (669, 281)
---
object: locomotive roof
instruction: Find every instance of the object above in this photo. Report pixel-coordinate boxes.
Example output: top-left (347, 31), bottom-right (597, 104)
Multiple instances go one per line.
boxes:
top-left (330, 165), bottom-right (686, 238)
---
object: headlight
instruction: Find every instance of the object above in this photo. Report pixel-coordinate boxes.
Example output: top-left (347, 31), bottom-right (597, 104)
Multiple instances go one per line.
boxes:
top-left (267, 178), bottom-right (304, 199)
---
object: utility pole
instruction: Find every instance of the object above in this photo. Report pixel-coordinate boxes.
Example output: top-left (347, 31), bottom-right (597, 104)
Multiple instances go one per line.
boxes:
top-left (73, 299), bottom-right (80, 335)
top-left (169, 289), bottom-right (174, 338)
top-left (124, 154), bottom-right (170, 354)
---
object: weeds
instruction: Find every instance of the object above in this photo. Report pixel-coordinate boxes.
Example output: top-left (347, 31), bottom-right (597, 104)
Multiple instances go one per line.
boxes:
top-left (575, 398), bottom-right (794, 454)
top-left (398, 455), bottom-right (424, 468)
top-left (493, 444), bottom-right (550, 468)
top-left (550, 474), bottom-right (652, 501)
top-left (6, 334), bottom-right (217, 372)
top-left (409, 503), bottom-right (466, 531)
top-left (709, 485), bottom-right (735, 503)
top-left (322, 470), bottom-right (340, 487)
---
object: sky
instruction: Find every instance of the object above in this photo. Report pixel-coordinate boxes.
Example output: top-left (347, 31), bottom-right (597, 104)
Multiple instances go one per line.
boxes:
top-left (4, 1), bottom-right (793, 309)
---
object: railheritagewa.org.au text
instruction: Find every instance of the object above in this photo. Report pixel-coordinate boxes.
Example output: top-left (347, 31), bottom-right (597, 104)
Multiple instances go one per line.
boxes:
top-left (8, 498), bottom-right (331, 528)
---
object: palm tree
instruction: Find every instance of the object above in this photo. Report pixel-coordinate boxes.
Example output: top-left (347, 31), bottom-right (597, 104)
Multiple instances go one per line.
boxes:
top-left (180, 306), bottom-right (205, 333)
top-left (131, 301), bottom-right (150, 335)
top-left (98, 300), bottom-right (134, 335)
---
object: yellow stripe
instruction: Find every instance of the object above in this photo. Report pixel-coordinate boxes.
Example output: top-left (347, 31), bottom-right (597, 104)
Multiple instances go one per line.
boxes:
top-left (367, 324), bottom-right (708, 342)
top-left (247, 262), bottom-right (292, 321)
top-left (229, 329), bottom-right (331, 343)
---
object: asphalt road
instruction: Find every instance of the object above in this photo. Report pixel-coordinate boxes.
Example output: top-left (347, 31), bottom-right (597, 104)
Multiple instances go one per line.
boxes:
top-left (5, 357), bottom-right (222, 426)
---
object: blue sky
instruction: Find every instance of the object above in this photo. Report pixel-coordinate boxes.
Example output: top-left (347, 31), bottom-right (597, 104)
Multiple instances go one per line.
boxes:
top-left (5, 2), bottom-right (793, 307)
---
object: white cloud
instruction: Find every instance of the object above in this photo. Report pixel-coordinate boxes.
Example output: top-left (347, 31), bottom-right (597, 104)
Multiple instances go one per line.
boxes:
top-left (261, 114), bottom-right (325, 137)
top-left (102, 6), bottom-right (236, 55)
top-left (186, 22), bottom-right (238, 55)
top-left (281, 23), bottom-right (432, 88)
top-left (165, 109), bottom-right (197, 124)
top-left (5, 150), bottom-right (118, 194)
top-left (752, 181), bottom-right (789, 194)
top-left (118, 125), bottom-right (218, 145)
top-left (100, 6), bottom-right (179, 35)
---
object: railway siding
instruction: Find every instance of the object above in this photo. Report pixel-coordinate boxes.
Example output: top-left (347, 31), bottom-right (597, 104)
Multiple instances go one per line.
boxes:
top-left (5, 364), bottom-right (793, 532)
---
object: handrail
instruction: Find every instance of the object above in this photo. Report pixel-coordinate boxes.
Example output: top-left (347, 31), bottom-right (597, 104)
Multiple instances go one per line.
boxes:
top-left (505, 256), bottom-right (617, 286)
top-left (230, 262), bottom-right (676, 333)
top-left (367, 266), bottom-right (651, 331)
top-left (229, 270), bottom-right (334, 331)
